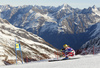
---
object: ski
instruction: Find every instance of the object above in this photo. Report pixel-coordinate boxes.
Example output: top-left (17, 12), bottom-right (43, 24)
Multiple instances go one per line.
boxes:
top-left (48, 59), bottom-right (62, 62)
top-left (48, 58), bottom-right (79, 62)
top-left (48, 58), bottom-right (69, 62)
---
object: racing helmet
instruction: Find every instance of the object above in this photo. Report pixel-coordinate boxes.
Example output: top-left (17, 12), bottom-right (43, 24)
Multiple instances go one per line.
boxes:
top-left (63, 44), bottom-right (69, 48)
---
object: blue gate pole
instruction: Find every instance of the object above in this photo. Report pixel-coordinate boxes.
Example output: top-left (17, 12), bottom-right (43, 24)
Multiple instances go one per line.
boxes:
top-left (19, 40), bottom-right (23, 64)
top-left (15, 39), bottom-right (17, 64)
top-left (20, 50), bottom-right (23, 64)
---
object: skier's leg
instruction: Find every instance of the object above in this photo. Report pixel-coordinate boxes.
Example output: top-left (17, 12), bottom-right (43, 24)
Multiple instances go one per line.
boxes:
top-left (63, 54), bottom-right (69, 60)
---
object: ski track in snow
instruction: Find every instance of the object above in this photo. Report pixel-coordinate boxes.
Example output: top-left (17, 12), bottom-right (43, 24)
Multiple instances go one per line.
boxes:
top-left (0, 54), bottom-right (100, 68)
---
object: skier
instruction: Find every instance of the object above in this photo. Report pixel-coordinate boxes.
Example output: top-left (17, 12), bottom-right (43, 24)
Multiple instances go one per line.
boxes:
top-left (61, 44), bottom-right (75, 60)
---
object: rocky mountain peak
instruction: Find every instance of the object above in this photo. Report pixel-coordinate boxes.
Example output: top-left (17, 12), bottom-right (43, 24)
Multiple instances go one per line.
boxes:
top-left (59, 3), bottom-right (72, 10)
top-left (91, 5), bottom-right (98, 12)
top-left (62, 3), bottom-right (68, 7)
top-left (92, 5), bottom-right (97, 9)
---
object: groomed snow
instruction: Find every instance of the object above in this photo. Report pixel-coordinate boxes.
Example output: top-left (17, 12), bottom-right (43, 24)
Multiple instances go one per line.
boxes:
top-left (0, 54), bottom-right (100, 68)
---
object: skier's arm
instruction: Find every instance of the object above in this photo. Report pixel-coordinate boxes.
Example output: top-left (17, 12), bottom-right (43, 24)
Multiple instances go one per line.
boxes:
top-left (60, 48), bottom-right (65, 52)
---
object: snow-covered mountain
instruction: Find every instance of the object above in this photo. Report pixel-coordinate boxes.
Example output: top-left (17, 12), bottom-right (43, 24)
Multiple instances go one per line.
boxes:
top-left (80, 23), bottom-right (100, 54)
top-left (80, 37), bottom-right (100, 54)
top-left (0, 4), bottom-right (100, 50)
top-left (0, 18), bottom-right (59, 64)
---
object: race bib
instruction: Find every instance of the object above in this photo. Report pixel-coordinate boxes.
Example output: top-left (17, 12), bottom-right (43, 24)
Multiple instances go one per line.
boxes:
top-left (16, 44), bottom-right (19, 48)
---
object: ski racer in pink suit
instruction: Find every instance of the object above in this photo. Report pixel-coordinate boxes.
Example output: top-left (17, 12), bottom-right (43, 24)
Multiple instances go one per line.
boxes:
top-left (61, 44), bottom-right (75, 60)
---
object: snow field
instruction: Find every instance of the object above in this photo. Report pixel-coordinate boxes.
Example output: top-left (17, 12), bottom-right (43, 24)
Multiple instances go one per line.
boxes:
top-left (0, 53), bottom-right (100, 68)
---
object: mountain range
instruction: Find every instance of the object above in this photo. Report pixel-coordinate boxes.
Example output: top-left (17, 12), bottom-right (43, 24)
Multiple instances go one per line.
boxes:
top-left (0, 4), bottom-right (100, 50)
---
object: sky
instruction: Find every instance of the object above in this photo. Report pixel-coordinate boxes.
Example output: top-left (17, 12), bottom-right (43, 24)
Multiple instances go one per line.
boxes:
top-left (0, 0), bottom-right (100, 9)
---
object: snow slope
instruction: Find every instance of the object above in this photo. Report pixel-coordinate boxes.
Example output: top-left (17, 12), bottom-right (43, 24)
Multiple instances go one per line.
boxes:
top-left (0, 54), bottom-right (100, 68)
top-left (0, 18), bottom-right (59, 64)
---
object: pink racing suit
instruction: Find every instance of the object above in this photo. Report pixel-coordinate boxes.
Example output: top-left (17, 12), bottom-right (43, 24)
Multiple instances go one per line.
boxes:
top-left (65, 47), bottom-right (75, 57)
